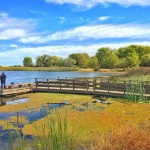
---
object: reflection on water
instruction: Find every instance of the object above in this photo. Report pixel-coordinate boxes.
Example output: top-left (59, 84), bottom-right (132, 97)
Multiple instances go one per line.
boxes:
top-left (0, 98), bottom-right (29, 106)
top-left (0, 103), bottom-right (65, 149)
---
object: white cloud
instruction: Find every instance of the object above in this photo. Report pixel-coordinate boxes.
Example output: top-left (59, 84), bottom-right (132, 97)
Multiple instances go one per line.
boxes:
top-left (19, 23), bottom-right (150, 43)
top-left (0, 12), bottom-right (37, 40)
top-left (9, 44), bottom-right (18, 48)
top-left (1, 41), bottom-right (150, 66)
top-left (57, 17), bottom-right (67, 23)
top-left (99, 16), bottom-right (110, 21)
top-left (44, 0), bottom-right (150, 8)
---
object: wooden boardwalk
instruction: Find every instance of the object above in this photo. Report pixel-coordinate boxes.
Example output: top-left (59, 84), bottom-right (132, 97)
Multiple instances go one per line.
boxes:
top-left (0, 78), bottom-right (150, 99)
top-left (34, 78), bottom-right (150, 99)
top-left (0, 83), bottom-right (34, 96)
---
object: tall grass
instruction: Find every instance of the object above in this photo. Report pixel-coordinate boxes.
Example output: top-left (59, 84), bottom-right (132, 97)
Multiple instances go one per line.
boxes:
top-left (33, 110), bottom-right (80, 150)
top-left (109, 67), bottom-right (150, 82)
top-left (125, 82), bottom-right (147, 103)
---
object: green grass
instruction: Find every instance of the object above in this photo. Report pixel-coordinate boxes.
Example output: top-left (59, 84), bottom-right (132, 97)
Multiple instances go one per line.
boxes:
top-left (33, 110), bottom-right (80, 150)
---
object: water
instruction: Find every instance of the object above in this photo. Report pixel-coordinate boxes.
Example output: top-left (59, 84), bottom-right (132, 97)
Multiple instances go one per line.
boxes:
top-left (0, 103), bottom-right (66, 149)
top-left (1, 71), bottom-right (117, 84)
top-left (0, 98), bottom-right (29, 106)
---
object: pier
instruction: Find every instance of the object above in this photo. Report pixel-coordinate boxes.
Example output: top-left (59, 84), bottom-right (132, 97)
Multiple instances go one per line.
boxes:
top-left (34, 78), bottom-right (150, 98)
top-left (0, 78), bottom-right (150, 99)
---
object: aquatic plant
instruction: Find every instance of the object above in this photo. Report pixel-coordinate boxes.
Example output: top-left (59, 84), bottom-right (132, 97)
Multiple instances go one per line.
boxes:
top-left (125, 81), bottom-right (148, 103)
top-left (33, 110), bottom-right (80, 150)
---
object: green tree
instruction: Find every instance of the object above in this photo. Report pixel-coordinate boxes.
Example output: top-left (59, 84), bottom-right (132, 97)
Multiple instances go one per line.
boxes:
top-left (23, 57), bottom-right (33, 67)
top-left (36, 55), bottom-right (53, 67)
top-left (88, 56), bottom-right (99, 70)
top-left (96, 47), bottom-right (114, 68)
top-left (78, 53), bottom-right (89, 68)
top-left (36, 56), bottom-right (43, 67)
top-left (116, 45), bottom-right (140, 68)
top-left (63, 58), bottom-right (76, 67)
top-left (103, 53), bottom-right (119, 68)
top-left (57, 57), bottom-right (65, 67)
top-left (52, 56), bottom-right (59, 66)
top-left (126, 54), bottom-right (140, 68)
top-left (69, 53), bottom-right (80, 65)
top-left (136, 45), bottom-right (150, 59)
top-left (140, 53), bottom-right (150, 67)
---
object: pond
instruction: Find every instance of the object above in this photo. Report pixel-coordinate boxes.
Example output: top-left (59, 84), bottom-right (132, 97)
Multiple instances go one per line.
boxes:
top-left (0, 102), bottom-right (66, 149)
top-left (2, 71), bottom-right (118, 84)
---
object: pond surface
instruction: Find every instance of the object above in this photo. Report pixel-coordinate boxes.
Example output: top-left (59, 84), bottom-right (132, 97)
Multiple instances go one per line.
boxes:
top-left (0, 98), bottom-right (29, 106)
top-left (0, 102), bottom-right (66, 149)
top-left (3, 71), bottom-right (118, 84)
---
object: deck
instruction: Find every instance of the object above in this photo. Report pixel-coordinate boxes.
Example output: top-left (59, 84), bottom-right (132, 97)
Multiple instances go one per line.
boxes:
top-left (34, 78), bottom-right (150, 99)
top-left (0, 83), bottom-right (34, 96)
top-left (0, 78), bottom-right (150, 99)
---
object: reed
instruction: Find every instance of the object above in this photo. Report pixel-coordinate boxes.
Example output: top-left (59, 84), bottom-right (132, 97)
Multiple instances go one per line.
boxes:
top-left (33, 109), bottom-right (79, 150)
top-left (125, 81), bottom-right (147, 103)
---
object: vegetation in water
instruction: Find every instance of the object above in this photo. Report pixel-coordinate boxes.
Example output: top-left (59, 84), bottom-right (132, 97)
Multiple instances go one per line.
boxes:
top-left (0, 93), bottom-right (149, 149)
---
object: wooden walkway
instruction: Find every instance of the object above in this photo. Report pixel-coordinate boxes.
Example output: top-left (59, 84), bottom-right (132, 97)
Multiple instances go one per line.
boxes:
top-left (0, 83), bottom-right (34, 96)
top-left (0, 78), bottom-right (150, 99)
top-left (34, 78), bottom-right (150, 99)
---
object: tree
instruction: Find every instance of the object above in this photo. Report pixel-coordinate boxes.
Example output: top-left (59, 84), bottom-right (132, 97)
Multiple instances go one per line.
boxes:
top-left (96, 47), bottom-right (111, 68)
top-left (51, 56), bottom-right (59, 66)
top-left (103, 53), bottom-right (119, 68)
top-left (36, 55), bottom-right (53, 67)
top-left (140, 53), bottom-right (150, 67)
top-left (63, 58), bottom-right (76, 67)
top-left (126, 54), bottom-right (140, 68)
top-left (57, 57), bottom-right (65, 67)
top-left (78, 53), bottom-right (89, 68)
top-left (69, 53), bottom-right (80, 65)
top-left (116, 45), bottom-right (140, 68)
top-left (88, 56), bottom-right (99, 70)
top-left (36, 56), bottom-right (43, 67)
top-left (23, 57), bottom-right (33, 67)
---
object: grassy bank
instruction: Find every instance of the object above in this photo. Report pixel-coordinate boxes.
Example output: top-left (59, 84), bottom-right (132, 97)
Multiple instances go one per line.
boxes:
top-left (0, 93), bottom-right (150, 149)
top-left (0, 66), bottom-right (80, 71)
top-left (0, 66), bottom-right (126, 73)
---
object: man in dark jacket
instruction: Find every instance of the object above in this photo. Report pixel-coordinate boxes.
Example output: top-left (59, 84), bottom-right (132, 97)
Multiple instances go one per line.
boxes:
top-left (1, 72), bottom-right (6, 89)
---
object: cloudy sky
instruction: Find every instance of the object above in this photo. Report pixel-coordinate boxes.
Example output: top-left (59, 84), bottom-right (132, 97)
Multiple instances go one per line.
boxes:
top-left (0, 0), bottom-right (150, 66)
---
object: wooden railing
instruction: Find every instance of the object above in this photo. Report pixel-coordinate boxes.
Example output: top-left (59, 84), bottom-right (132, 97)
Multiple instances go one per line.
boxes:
top-left (34, 78), bottom-right (150, 97)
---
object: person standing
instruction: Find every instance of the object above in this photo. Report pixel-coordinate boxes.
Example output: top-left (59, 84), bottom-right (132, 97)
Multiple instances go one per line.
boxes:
top-left (1, 72), bottom-right (6, 89)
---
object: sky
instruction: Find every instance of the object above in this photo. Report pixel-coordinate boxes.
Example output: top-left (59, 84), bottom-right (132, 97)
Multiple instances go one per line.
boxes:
top-left (0, 0), bottom-right (150, 66)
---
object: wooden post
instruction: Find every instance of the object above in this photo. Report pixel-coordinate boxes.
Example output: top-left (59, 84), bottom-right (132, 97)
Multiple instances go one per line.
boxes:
top-left (47, 79), bottom-right (49, 89)
top-left (108, 80), bottom-right (110, 94)
top-left (35, 78), bottom-right (37, 89)
top-left (86, 79), bottom-right (89, 91)
top-left (124, 81), bottom-right (126, 98)
top-left (115, 80), bottom-right (117, 91)
top-left (73, 79), bottom-right (75, 91)
top-left (93, 79), bottom-right (96, 93)
top-left (100, 78), bottom-right (103, 87)
top-left (60, 79), bottom-right (61, 90)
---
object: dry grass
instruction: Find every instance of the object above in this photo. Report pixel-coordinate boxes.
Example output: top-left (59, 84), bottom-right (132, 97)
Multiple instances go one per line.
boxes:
top-left (125, 67), bottom-right (150, 77)
top-left (90, 123), bottom-right (150, 150)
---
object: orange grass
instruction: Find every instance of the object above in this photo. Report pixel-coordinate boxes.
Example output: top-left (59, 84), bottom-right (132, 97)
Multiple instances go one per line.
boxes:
top-left (90, 123), bottom-right (150, 150)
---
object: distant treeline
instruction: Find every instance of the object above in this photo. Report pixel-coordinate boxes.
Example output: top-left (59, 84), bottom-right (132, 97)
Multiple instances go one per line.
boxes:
top-left (22, 44), bottom-right (150, 69)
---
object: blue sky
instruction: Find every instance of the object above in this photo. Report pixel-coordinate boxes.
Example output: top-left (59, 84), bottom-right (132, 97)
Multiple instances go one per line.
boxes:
top-left (0, 0), bottom-right (150, 66)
